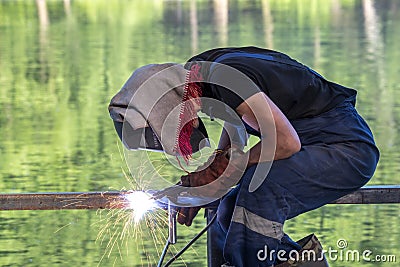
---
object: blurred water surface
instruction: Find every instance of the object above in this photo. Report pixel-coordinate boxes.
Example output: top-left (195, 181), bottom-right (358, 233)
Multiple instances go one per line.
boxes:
top-left (0, 0), bottom-right (399, 266)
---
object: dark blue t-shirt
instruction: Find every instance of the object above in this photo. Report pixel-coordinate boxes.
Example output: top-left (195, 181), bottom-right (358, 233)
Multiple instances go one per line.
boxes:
top-left (185, 46), bottom-right (356, 121)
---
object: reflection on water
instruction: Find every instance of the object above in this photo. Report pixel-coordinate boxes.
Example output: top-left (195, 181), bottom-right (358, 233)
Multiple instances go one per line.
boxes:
top-left (0, 0), bottom-right (399, 266)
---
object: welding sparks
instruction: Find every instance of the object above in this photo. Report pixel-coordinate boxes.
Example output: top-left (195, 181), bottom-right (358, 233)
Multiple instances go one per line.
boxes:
top-left (96, 188), bottom-right (168, 266)
top-left (124, 191), bottom-right (157, 224)
top-left (96, 150), bottom-right (178, 266)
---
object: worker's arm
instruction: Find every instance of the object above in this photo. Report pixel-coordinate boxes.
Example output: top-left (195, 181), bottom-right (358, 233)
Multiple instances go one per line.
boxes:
top-left (177, 92), bottom-right (300, 226)
top-left (235, 92), bottom-right (301, 168)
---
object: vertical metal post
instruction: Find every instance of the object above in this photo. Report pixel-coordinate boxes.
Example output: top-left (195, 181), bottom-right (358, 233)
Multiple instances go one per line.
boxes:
top-left (168, 200), bottom-right (177, 244)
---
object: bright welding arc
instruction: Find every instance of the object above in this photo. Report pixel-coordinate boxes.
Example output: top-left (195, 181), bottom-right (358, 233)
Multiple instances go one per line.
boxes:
top-left (124, 191), bottom-right (157, 224)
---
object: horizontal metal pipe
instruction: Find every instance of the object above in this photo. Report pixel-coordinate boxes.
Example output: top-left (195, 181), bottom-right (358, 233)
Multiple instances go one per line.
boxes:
top-left (0, 185), bottom-right (400, 211)
top-left (0, 191), bottom-right (130, 210)
top-left (332, 185), bottom-right (400, 204)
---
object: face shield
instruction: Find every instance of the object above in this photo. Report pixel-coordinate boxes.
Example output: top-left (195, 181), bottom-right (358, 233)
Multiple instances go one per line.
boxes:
top-left (108, 63), bottom-right (210, 158)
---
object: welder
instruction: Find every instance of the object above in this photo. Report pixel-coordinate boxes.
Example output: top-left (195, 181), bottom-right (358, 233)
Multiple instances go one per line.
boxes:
top-left (108, 46), bottom-right (379, 267)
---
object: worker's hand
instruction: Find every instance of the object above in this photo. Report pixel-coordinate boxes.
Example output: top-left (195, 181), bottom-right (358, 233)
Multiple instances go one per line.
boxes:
top-left (176, 148), bottom-right (245, 226)
top-left (176, 206), bottom-right (201, 226)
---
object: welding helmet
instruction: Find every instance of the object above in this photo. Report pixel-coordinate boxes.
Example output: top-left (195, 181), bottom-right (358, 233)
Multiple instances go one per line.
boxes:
top-left (108, 63), bottom-right (209, 156)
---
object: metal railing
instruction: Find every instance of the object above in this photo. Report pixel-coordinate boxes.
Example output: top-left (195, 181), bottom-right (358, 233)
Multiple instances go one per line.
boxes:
top-left (1, 185), bottom-right (400, 211)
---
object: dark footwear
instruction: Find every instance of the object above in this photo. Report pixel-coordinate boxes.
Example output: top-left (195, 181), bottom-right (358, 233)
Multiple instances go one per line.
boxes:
top-left (275, 234), bottom-right (329, 266)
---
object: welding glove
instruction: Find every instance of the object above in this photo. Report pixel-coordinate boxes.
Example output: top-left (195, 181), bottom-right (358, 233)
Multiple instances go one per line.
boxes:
top-left (177, 147), bottom-right (245, 226)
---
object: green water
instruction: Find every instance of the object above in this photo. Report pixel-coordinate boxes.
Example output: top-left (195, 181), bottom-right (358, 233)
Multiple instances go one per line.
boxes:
top-left (0, 0), bottom-right (399, 266)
